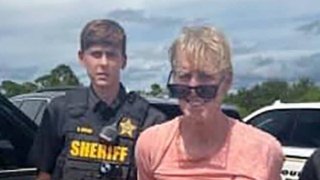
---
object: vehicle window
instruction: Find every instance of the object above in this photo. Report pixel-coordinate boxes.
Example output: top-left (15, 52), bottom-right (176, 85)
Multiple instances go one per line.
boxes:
top-left (11, 100), bottom-right (22, 108)
top-left (33, 102), bottom-right (48, 125)
top-left (222, 109), bottom-right (241, 120)
top-left (290, 109), bottom-right (320, 148)
top-left (19, 100), bottom-right (47, 123)
top-left (248, 110), bottom-right (296, 146)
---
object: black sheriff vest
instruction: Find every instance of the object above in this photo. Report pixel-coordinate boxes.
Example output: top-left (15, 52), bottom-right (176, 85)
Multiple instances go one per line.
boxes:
top-left (52, 88), bottom-right (149, 180)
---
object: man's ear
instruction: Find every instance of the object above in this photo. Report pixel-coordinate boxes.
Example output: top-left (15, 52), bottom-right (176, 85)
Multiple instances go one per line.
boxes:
top-left (215, 71), bottom-right (233, 104)
top-left (221, 71), bottom-right (233, 94)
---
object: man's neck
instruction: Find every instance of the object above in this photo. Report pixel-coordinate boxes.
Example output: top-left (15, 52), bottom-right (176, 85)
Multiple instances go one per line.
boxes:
top-left (180, 111), bottom-right (229, 147)
top-left (92, 83), bottom-right (120, 105)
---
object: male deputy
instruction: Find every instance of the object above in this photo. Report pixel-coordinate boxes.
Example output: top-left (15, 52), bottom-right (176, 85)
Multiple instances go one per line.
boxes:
top-left (31, 19), bottom-right (166, 180)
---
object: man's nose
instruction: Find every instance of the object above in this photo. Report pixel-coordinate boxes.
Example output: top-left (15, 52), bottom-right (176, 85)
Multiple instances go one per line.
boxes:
top-left (188, 75), bottom-right (200, 87)
top-left (188, 76), bottom-right (200, 95)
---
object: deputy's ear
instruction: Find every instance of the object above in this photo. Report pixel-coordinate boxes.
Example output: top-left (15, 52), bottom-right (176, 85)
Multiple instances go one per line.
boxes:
top-left (121, 55), bottom-right (127, 69)
top-left (78, 50), bottom-right (85, 66)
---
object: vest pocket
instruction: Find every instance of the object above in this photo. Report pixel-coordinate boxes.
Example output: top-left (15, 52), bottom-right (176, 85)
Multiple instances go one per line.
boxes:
top-left (62, 160), bottom-right (102, 180)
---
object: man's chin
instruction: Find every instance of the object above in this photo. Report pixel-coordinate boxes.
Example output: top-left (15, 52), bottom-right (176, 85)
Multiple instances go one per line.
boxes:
top-left (183, 107), bottom-right (204, 118)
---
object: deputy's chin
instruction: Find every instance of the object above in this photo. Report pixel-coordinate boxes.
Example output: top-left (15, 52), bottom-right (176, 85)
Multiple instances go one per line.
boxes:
top-left (94, 80), bottom-right (113, 87)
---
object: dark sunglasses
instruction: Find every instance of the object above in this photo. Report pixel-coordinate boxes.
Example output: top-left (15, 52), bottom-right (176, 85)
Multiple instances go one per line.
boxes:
top-left (167, 84), bottom-right (219, 99)
top-left (166, 71), bottom-right (221, 100)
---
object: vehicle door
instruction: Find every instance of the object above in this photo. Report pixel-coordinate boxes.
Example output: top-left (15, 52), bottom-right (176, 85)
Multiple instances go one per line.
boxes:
top-left (0, 93), bottom-right (37, 179)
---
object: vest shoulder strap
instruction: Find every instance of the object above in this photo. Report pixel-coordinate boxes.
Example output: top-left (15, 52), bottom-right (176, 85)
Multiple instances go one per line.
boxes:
top-left (120, 91), bottom-right (150, 129)
top-left (65, 87), bottom-right (89, 118)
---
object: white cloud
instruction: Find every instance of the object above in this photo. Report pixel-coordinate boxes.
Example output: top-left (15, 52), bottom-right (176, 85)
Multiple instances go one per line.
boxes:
top-left (1, 0), bottom-right (320, 91)
top-left (232, 50), bottom-right (320, 89)
top-left (296, 20), bottom-right (320, 35)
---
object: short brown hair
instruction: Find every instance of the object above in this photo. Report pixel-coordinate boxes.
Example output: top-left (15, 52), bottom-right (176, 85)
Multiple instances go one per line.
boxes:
top-left (80, 19), bottom-right (126, 57)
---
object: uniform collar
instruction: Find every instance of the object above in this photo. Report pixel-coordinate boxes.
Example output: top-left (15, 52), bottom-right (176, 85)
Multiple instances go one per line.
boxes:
top-left (89, 83), bottom-right (127, 112)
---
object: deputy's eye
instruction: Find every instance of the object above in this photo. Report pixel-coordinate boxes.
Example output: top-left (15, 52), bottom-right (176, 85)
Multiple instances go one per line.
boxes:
top-left (105, 51), bottom-right (118, 59)
top-left (90, 51), bottom-right (103, 58)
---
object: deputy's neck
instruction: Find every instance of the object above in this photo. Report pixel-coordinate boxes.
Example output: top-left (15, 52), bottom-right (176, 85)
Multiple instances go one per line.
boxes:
top-left (92, 83), bottom-right (120, 105)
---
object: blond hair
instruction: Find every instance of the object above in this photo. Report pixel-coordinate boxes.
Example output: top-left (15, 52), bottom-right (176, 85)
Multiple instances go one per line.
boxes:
top-left (169, 26), bottom-right (232, 75)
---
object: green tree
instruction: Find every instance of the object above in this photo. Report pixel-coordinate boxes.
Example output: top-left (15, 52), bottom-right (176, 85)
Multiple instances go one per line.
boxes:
top-left (35, 64), bottom-right (80, 88)
top-left (1, 64), bottom-right (80, 97)
top-left (285, 77), bottom-right (316, 102)
top-left (0, 80), bottom-right (37, 97)
top-left (1, 80), bottom-right (22, 97)
top-left (225, 79), bottom-right (289, 117)
top-left (149, 83), bottom-right (163, 97)
top-left (224, 78), bottom-right (320, 118)
top-left (21, 82), bottom-right (38, 93)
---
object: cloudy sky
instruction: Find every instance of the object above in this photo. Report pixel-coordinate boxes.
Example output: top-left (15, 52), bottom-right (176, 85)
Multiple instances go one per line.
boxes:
top-left (1, 0), bottom-right (320, 91)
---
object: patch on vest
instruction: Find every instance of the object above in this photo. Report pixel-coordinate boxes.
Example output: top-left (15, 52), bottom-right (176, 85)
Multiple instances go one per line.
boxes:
top-left (118, 117), bottom-right (137, 138)
top-left (76, 126), bottom-right (93, 134)
top-left (69, 140), bottom-right (129, 163)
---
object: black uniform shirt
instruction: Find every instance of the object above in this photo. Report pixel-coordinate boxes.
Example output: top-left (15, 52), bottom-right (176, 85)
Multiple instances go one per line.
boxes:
top-left (90, 84), bottom-right (127, 124)
top-left (30, 84), bottom-right (166, 174)
top-left (89, 84), bottom-right (126, 113)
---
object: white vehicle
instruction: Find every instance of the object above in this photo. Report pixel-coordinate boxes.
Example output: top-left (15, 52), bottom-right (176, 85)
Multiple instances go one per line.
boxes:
top-left (243, 100), bottom-right (320, 180)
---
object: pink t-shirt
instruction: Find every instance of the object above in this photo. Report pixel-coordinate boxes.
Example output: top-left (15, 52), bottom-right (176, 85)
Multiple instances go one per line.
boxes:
top-left (135, 117), bottom-right (284, 180)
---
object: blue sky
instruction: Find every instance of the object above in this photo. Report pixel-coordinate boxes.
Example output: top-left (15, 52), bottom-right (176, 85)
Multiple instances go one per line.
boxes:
top-left (0, 0), bottom-right (320, 91)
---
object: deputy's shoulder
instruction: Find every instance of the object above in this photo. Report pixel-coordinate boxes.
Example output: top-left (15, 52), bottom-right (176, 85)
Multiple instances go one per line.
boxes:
top-left (147, 105), bottom-right (167, 120)
top-left (47, 95), bottom-right (67, 111)
top-left (134, 95), bottom-right (168, 128)
top-left (47, 87), bottom-right (88, 113)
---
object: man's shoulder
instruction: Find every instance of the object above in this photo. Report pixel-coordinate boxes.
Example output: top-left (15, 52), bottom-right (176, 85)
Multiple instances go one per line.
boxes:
top-left (140, 118), bottom-right (178, 139)
top-left (228, 121), bottom-right (283, 178)
top-left (230, 121), bottom-right (283, 162)
top-left (233, 120), bottom-right (281, 148)
top-left (138, 118), bottom-right (178, 151)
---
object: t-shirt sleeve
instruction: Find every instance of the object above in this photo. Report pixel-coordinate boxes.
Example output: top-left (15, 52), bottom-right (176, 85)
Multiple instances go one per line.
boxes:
top-left (135, 128), bottom-right (156, 180)
top-left (29, 99), bottom-right (63, 174)
top-left (266, 140), bottom-right (284, 180)
top-left (299, 149), bottom-right (320, 180)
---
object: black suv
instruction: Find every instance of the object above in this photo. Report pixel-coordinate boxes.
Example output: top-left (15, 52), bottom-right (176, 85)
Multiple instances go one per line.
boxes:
top-left (1, 88), bottom-right (240, 179)
top-left (10, 88), bottom-right (241, 126)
